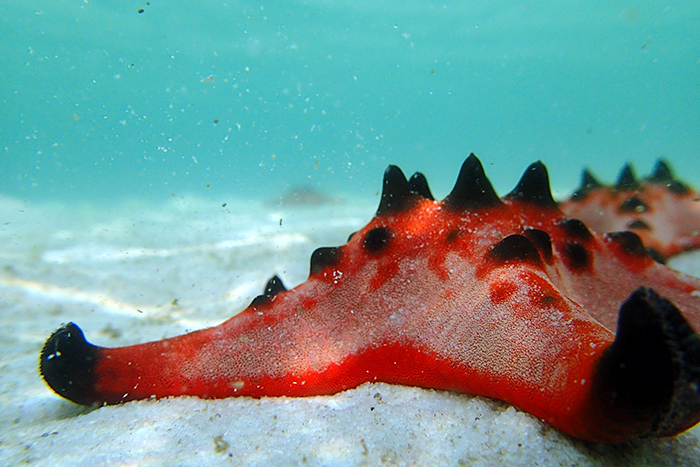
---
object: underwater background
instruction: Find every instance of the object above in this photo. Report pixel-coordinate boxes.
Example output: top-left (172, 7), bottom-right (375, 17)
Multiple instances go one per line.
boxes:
top-left (2, 0), bottom-right (699, 204)
top-left (2, 3), bottom-right (700, 464)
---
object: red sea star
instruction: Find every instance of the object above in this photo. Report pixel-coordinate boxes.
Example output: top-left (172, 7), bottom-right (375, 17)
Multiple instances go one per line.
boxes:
top-left (561, 160), bottom-right (700, 263)
top-left (40, 154), bottom-right (700, 444)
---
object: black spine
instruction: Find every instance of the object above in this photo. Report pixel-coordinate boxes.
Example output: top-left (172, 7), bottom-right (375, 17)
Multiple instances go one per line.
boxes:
top-left (648, 159), bottom-right (689, 194)
top-left (376, 165), bottom-right (419, 216)
top-left (570, 169), bottom-right (602, 201)
top-left (264, 275), bottom-right (287, 296)
top-left (408, 172), bottom-right (434, 200)
top-left (250, 275), bottom-right (288, 307)
top-left (571, 169), bottom-right (603, 201)
top-left (648, 159), bottom-right (674, 183)
top-left (615, 163), bottom-right (639, 191)
top-left (443, 154), bottom-right (502, 210)
top-left (505, 161), bottom-right (558, 209)
top-left (310, 246), bottom-right (341, 275)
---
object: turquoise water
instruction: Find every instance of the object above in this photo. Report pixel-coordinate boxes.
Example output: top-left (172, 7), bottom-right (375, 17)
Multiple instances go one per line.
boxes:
top-left (2, 1), bottom-right (699, 204)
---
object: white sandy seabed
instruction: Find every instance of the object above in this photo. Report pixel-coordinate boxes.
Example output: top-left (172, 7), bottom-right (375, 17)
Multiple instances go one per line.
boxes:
top-left (1, 193), bottom-right (700, 467)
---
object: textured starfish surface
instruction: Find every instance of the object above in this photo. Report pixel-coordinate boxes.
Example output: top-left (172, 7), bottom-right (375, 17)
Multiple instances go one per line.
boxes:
top-left (40, 154), bottom-right (700, 444)
top-left (560, 160), bottom-right (700, 263)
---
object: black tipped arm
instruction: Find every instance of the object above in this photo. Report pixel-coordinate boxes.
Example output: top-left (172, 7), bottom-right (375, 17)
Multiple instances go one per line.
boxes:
top-left (40, 323), bottom-right (100, 406)
top-left (592, 287), bottom-right (700, 438)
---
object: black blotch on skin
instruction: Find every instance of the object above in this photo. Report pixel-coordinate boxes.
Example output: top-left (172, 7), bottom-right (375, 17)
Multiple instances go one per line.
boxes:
top-left (558, 218), bottom-right (592, 240)
top-left (363, 227), bottom-right (392, 254)
top-left (446, 229), bottom-right (461, 243)
top-left (310, 247), bottom-right (341, 275)
top-left (541, 295), bottom-right (558, 305)
top-left (619, 196), bottom-right (648, 213)
top-left (487, 234), bottom-right (543, 267)
top-left (563, 242), bottom-right (590, 270)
